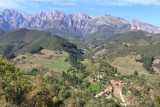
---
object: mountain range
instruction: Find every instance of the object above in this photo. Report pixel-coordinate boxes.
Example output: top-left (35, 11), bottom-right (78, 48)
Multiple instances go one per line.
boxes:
top-left (0, 9), bottom-right (160, 36)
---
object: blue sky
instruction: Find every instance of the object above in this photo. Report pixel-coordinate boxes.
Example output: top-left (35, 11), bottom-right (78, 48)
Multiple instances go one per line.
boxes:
top-left (0, 0), bottom-right (160, 26)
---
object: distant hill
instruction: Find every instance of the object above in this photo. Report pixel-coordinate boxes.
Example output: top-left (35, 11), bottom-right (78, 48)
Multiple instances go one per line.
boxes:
top-left (0, 28), bottom-right (83, 60)
top-left (92, 30), bottom-right (160, 60)
top-left (106, 30), bottom-right (152, 46)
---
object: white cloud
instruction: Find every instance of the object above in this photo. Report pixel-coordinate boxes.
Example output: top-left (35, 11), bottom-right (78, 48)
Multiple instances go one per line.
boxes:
top-left (122, 0), bottom-right (160, 5)
top-left (0, 1), bottom-right (21, 9)
top-left (24, 0), bottom-right (76, 5)
top-left (110, 0), bottom-right (160, 6)
top-left (0, 0), bottom-right (77, 7)
top-left (0, 0), bottom-right (160, 10)
top-left (85, 0), bottom-right (160, 6)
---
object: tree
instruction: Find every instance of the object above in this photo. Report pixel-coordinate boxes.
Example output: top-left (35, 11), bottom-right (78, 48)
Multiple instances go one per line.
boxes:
top-left (134, 71), bottom-right (138, 76)
top-left (141, 56), bottom-right (154, 74)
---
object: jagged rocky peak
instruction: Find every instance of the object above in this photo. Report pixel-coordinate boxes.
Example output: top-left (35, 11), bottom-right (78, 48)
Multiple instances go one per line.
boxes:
top-left (1, 9), bottom-right (24, 19)
top-left (0, 9), bottom-right (160, 34)
top-left (1, 9), bottom-right (22, 18)
top-left (91, 14), bottom-right (129, 26)
top-left (35, 11), bottom-right (46, 16)
top-left (130, 19), bottom-right (160, 33)
top-left (73, 13), bottom-right (91, 19)
top-left (1, 9), bottom-right (17, 14)
top-left (47, 10), bottom-right (68, 19)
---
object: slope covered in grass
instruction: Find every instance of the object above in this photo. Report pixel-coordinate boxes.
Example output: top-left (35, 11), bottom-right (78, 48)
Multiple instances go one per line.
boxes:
top-left (14, 49), bottom-right (71, 72)
top-left (110, 56), bottom-right (148, 75)
top-left (106, 30), bottom-right (152, 46)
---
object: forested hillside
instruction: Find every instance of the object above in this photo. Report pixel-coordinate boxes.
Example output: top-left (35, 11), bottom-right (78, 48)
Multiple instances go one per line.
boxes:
top-left (0, 28), bottom-right (84, 70)
top-left (1, 54), bottom-right (160, 106)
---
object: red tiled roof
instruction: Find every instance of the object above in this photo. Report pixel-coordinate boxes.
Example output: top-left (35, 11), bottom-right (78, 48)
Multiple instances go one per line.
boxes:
top-left (104, 86), bottom-right (113, 93)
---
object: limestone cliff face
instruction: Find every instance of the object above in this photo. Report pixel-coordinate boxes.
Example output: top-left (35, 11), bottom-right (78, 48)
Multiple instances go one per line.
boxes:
top-left (0, 9), bottom-right (160, 34)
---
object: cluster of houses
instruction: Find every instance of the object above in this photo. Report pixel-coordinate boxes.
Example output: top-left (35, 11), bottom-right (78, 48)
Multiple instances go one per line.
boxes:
top-left (95, 80), bottom-right (124, 98)
top-left (95, 80), bottom-right (136, 106)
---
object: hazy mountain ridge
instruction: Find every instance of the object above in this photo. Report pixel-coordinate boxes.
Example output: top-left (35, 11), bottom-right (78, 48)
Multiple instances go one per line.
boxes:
top-left (0, 9), bottom-right (160, 34)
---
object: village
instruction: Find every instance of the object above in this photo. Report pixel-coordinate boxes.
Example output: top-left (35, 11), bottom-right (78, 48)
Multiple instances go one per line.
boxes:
top-left (95, 79), bottom-right (136, 106)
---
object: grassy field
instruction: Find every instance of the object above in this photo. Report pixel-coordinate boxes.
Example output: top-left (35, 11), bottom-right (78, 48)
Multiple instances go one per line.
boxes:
top-left (110, 56), bottom-right (148, 75)
top-left (13, 49), bottom-right (71, 73)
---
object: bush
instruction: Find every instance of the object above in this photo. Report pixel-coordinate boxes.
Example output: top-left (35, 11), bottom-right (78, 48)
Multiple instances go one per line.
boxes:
top-left (30, 47), bottom-right (43, 54)
top-left (30, 68), bottom-right (39, 75)
top-left (134, 71), bottom-right (138, 75)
